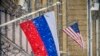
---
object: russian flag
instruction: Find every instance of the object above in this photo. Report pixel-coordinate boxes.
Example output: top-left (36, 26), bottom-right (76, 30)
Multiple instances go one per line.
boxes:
top-left (20, 11), bottom-right (60, 56)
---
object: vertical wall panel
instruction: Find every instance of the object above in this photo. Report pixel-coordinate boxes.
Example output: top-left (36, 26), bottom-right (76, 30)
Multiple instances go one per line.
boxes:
top-left (28, 42), bottom-right (32, 54)
top-left (15, 20), bottom-right (20, 46)
top-left (56, 0), bottom-right (63, 55)
top-left (92, 19), bottom-right (96, 56)
top-left (22, 30), bottom-right (27, 51)
top-left (99, 19), bottom-right (100, 56)
top-left (7, 14), bottom-right (13, 40)
top-left (1, 12), bottom-right (5, 34)
top-left (62, 0), bottom-right (67, 56)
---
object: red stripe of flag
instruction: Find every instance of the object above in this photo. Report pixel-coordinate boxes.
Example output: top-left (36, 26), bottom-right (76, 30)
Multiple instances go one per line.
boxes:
top-left (20, 20), bottom-right (48, 56)
top-left (64, 28), bottom-right (77, 41)
top-left (66, 28), bottom-right (78, 40)
top-left (77, 33), bottom-right (84, 48)
top-left (63, 29), bottom-right (80, 45)
top-left (63, 28), bottom-right (81, 46)
top-left (63, 27), bottom-right (83, 48)
top-left (68, 27), bottom-right (83, 47)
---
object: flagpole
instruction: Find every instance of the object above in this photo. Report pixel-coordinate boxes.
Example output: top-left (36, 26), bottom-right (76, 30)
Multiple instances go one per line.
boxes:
top-left (0, 2), bottom-right (61, 28)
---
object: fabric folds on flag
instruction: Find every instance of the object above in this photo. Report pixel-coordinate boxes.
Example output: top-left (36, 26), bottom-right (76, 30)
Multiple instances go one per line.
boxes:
top-left (20, 11), bottom-right (60, 56)
top-left (63, 22), bottom-right (84, 48)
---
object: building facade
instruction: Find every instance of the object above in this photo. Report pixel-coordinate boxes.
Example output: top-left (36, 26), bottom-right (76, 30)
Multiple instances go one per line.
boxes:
top-left (0, 0), bottom-right (99, 56)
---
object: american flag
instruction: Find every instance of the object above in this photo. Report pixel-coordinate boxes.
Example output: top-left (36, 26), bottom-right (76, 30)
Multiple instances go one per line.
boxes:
top-left (63, 22), bottom-right (84, 48)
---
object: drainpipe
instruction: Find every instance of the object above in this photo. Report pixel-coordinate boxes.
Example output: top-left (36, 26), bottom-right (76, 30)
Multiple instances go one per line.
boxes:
top-left (87, 0), bottom-right (93, 56)
top-left (96, 19), bottom-right (99, 56)
top-left (0, 10), bottom-right (1, 56)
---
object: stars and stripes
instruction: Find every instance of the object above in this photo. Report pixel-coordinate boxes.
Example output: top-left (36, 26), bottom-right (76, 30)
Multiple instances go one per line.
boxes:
top-left (63, 22), bottom-right (84, 48)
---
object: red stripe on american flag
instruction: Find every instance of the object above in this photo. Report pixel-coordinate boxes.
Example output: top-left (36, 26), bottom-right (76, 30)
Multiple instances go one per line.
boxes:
top-left (63, 29), bottom-right (75, 40)
top-left (63, 29), bottom-right (81, 45)
top-left (65, 28), bottom-right (81, 46)
top-left (77, 33), bottom-right (84, 48)
top-left (65, 28), bottom-right (77, 40)
top-left (66, 28), bottom-right (78, 40)
top-left (63, 27), bottom-right (83, 48)
top-left (68, 27), bottom-right (83, 47)
top-left (63, 28), bottom-right (81, 46)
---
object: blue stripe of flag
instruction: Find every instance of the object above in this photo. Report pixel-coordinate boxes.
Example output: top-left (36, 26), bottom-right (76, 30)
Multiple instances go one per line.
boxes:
top-left (32, 15), bottom-right (58, 56)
